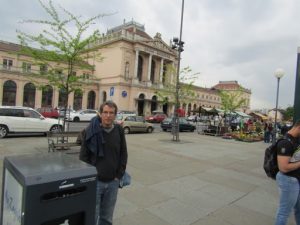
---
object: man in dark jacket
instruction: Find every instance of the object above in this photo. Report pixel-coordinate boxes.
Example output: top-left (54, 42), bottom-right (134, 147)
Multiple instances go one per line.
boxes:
top-left (78, 101), bottom-right (127, 225)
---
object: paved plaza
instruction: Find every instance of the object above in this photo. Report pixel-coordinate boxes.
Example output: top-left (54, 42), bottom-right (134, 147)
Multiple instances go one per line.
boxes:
top-left (0, 132), bottom-right (297, 225)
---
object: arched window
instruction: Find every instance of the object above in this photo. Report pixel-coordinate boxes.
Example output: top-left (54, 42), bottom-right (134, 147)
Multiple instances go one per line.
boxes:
top-left (137, 56), bottom-right (143, 81)
top-left (102, 91), bottom-right (107, 103)
top-left (193, 104), bottom-right (197, 115)
top-left (42, 85), bottom-right (53, 107)
top-left (73, 90), bottom-right (83, 110)
top-left (162, 63), bottom-right (167, 84)
top-left (188, 103), bottom-right (192, 116)
top-left (151, 96), bottom-right (157, 112)
top-left (182, 103), bottom-right (187, 110)
top-left (23, 83), bottom-right (36, 108)
top-left (163, 97), bottom-right (168, 115)
top-left (58, 88), bottom-right (68, 108)
top-left (2, 80), bottom-right (16, 106)
top-left (87, 90), bottom-right (96, 109)
top-left (150, 60), bottom-right (156, 83)
top-left (137, 93), bottom-right (145, 116)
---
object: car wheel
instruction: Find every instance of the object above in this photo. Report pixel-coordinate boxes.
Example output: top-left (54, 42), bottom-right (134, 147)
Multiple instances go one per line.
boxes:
top-left (162, 129), bottom-right (167, 132)
top-left (147, 127), bottom-right (153, 133)
top-left (0, 125), bottom-right (8, 138)
top-left (50, 125), bottom-right (62, 133)
top-left (123, 127), bottom-right (130, 134)
top-left (73, 117), bottom-right (80, 122)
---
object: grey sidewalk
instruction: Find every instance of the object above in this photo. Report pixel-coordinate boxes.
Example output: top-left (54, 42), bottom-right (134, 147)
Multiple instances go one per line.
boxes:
top-left (0, 132), bottom-right (296, 225)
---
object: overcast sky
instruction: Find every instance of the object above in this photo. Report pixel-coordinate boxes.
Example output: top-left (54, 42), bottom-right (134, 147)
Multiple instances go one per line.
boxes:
top-left (1, 0), bottom-right (299, 110)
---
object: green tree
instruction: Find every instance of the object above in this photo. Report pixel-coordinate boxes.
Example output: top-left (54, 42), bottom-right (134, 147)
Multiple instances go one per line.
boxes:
top-left (155, 66), bottom-right (199, 112)
top-left (218, 88), bottom-right (247, 114)
top-left (17, 0), bottom-right (107, 130)
top-left (282, 106), bottom-right (294, 121)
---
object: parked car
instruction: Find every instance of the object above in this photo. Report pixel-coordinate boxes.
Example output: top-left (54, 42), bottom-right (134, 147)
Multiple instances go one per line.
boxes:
top-left (161, 117), bottom-right (196, 132)
top-left (66, 109), bottom-right (98, 122)
top-left (115, 112), bottom-right (136, 124)
top-left (117, 110), bottom-right (136, 115)
top-left (119, 115), bottom-right (154, 134)
top-left (0, 106), bottom-right (63, 138)
top-left (145, 113), bottom-right (167, 123)
top-left (186, 115), bottom-right (200, 122)
top-left (36, 107), bottom-right (59, 118)
top-left (58, 107), bottom-right (76, 118)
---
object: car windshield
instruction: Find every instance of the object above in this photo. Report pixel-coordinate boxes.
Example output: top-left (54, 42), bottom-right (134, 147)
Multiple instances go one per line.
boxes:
top-left (179, 118), bottom-right (188, 123)
top-left (116, 114), bottom-right (123, 120)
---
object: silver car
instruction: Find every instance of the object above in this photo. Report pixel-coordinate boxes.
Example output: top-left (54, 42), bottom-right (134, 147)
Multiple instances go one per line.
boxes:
top-left (120, 116), bottom-right (154, 134)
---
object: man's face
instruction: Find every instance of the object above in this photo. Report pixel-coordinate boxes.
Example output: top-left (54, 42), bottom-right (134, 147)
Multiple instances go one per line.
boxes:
top-left (101, 105), bottom-right (116, 127)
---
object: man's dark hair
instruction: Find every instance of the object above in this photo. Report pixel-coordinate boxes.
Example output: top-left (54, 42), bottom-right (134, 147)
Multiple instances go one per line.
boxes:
top-left (99, 101), bottom-right (118, 114)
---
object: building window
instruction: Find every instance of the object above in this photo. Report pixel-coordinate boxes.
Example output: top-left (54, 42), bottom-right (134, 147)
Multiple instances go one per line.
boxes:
top-left (102, 91), bottom-right (107, 103)
top-left (3, 59), bottom-right (13, 70)
top-left (22, 62), bottom-right (31, 73)
top-left (87, 91), bottom-right (96, 109)
top-left (42, 85), bottom-right (53, 107)
top-left (150, 60), bottom-right (156, 83)
top-left (124, 62), bottom-right (129, 80)
top-left (2, 80), bottom-right (16, 106)
top-left (73, 89), bottom-right (82, 110)
top-left (23, 83), bottom-right (36, 108)
top-left (40, 64), bottom-right (48, 75)
top-left (83, 73), bottom-right (90, 80)
top-left (137, 56), bottom-right (143, 81)
top-left (58, 88), bottom-right (68, 108)
top-left (162, 63), bottom-right (167, 85)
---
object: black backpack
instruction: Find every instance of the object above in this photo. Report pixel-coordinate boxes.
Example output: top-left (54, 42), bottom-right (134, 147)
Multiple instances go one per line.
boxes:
top-left (263, 138), bottom-right (292, 179)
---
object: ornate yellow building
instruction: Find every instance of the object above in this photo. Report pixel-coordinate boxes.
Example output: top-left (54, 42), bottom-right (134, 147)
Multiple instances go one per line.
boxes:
top-left (212, 81), bottom-right (251, 113)
top-left (0, 21), bottom-right (250, 116)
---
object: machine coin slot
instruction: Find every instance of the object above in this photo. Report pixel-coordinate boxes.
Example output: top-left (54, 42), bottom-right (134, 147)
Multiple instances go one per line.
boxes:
top-left (41, 186), bottom-right (86, 202)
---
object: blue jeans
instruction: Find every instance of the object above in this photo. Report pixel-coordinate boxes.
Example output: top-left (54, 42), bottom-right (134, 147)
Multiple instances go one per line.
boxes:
top-left (95, 179), bottom-right (119, 225)
top-left (275, 172), bottom-right (300, 225)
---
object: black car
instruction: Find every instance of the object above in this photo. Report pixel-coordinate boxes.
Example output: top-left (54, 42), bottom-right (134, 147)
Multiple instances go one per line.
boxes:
top-left (161, 117), bottom-right (196, 132)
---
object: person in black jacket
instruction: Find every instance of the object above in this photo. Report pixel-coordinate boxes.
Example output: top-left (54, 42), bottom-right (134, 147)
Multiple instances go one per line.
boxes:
top-left (78, 101), bottom-right (127, 225)
top-left (275, 120), bottom-right (300, 225)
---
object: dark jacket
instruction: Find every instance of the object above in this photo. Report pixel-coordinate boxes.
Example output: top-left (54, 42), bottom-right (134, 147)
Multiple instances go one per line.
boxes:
top-left (77, 121), bottom-right (128, 181)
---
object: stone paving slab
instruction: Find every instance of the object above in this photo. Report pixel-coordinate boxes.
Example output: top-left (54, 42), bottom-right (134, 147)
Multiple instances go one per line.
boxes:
top-left (146, 198), bottom-right (202, 225)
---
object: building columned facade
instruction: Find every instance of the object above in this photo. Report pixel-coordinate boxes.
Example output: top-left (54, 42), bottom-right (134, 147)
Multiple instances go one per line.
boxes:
top-left (0, 21), bottom-right (251, 116)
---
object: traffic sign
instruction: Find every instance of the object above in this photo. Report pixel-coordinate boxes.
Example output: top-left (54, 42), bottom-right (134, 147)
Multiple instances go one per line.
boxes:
top-left (110, 87), bottom-right (114, 96)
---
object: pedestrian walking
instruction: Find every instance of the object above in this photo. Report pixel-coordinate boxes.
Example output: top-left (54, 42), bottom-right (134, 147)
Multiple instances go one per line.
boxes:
top-left (264, 122), bottom-right (270, 143)
top-left (78, 101), bottom-right (128, 225)
top-left (275, 120), bottom-right (300, 225)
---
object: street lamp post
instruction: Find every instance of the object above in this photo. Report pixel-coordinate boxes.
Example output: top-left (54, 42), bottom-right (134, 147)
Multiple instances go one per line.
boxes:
top-left (273, 68), bottom-right (285, 144)
top-left (171, 0), bottom-right (185, 142)
top-left (170, 0), bottom-right (185, 142)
